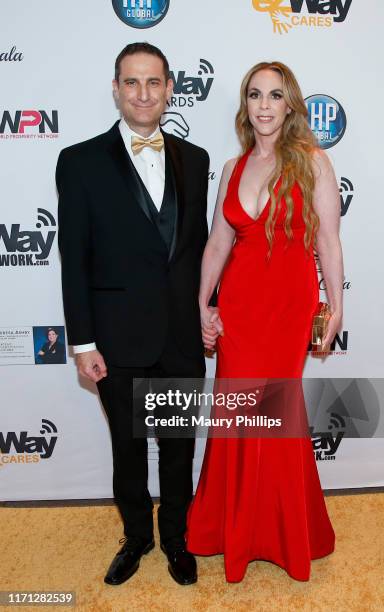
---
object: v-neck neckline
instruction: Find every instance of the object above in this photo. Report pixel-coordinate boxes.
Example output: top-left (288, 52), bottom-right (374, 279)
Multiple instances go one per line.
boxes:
top-left (237, 149), bottom-right (281, 223)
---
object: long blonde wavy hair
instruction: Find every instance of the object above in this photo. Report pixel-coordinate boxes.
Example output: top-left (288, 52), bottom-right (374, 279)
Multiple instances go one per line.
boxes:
top-left (235, 61), bottom-right (319, 252)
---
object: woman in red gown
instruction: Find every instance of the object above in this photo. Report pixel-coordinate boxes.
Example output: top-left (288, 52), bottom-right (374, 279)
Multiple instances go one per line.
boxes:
top-left (186, 62), bottom-right (343, 582)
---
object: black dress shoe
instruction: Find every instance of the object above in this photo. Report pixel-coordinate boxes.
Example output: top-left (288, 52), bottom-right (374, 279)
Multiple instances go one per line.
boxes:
top-left (160, 539), bottom-right (197, 585)
top-left (104, 536), bottom-right (154, 585)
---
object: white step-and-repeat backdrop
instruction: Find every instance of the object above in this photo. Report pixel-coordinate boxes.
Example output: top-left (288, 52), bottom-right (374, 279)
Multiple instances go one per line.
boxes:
top-left (1, 0), bottom-right (383, 500)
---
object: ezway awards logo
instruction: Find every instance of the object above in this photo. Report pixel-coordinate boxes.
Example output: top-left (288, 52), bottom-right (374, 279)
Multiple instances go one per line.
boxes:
top-left (252, 0), bottom-right (352, 34)
top-left (168, 59), bottom-right (215, 108)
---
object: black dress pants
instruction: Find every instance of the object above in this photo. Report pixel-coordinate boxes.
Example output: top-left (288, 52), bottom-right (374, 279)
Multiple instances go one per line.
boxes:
top-left (97, 335), bottom-right (205, 544)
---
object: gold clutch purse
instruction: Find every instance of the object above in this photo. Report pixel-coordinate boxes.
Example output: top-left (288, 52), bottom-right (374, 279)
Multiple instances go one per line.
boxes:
top-left (312, 302), bottom-right (331, 351)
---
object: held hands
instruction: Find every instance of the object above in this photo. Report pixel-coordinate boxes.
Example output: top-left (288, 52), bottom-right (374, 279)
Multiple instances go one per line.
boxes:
top-left (201, 306), bottom-right (224, 351)
top-left (321, 311), bottom-right (343, 352)
top-left (75, 349), bottom-right (107, 383)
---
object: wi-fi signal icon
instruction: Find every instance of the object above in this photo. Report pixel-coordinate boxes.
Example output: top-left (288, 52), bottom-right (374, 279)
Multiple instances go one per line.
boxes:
top-left (198, 59), bottom-right (214, 75)
top-left (40, 419), bottom-right (58, 435)
top-left (328, 412), bottom-right (346, 430)
top-left (339, 177), bottom-right (353, 193)
top-left (36, 208), bottom-right (56, 228)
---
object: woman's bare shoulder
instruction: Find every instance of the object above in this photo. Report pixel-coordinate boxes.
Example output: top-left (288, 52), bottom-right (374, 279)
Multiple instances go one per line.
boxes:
top-left (311, 147), bottom-right (334, 179)
top-left (221, 157), bottom-right (238, 181)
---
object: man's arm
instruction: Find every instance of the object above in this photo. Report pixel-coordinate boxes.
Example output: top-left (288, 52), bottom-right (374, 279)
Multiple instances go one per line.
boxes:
top-left (56, 149), bottom-right (107, 382)
top-left (56, 149), bottom-right (94, 344)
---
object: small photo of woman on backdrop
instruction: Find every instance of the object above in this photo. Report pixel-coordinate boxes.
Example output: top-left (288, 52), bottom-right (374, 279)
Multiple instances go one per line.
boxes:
top-left (34, 326), bottom-right (66, 365)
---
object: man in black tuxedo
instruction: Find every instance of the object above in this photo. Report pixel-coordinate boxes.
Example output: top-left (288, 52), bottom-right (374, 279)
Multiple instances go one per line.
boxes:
top-left (56, 43), bottom-right (209, 586)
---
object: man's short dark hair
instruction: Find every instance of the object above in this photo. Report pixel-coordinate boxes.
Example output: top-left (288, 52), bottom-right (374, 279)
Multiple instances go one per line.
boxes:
top-left (114, 42), bottom-right (170, 82)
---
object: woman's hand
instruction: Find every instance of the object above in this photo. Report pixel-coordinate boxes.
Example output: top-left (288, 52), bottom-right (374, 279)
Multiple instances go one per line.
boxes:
top-left (321, 311), bottom-right (342, 352)
top-left (200, 306), bottom-right (224, 350)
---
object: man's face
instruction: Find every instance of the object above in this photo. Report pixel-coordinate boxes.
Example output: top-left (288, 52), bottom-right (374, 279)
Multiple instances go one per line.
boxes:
top-left (113, 52), bottom-right (173, 136)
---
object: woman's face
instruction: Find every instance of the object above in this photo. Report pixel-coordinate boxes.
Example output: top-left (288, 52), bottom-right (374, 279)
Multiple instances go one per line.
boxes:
top-left (246, 69), bottom-right (291, 138)
top-left (48, 330), bottom-right (58, 343)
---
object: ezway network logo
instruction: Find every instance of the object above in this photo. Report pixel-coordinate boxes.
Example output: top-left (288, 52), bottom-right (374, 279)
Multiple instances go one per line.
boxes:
top-left (0, 419), bottom-right (58, 467)
top-left (305, 95), bottom-right (346, 149)
top-left (0, 209), bottom-right (56, 268)
top-left (252, 0), bottom-right (352, 34)
top-left (310, 414), bottom-right (345, 461)
top-left (339, 177), bottom-right (354, 216)
top-left (0, 110), bottom-right (59, 139)
top-left (111, 0), bottom-right (169, 28)
top-left (308, 378), bottom-right (381, 460)
top-left (168, 59), bottom-right (214, 108)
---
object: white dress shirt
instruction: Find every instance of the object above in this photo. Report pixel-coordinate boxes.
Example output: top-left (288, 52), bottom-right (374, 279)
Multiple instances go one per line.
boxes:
top-left (73, 118), bottom-right (166, 355)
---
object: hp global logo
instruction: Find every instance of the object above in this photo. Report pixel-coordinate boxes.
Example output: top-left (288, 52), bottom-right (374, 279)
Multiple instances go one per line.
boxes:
top-left (111, 0), bottom-right (170, 28)
top-left (305, 94), bottom-right (346, 149)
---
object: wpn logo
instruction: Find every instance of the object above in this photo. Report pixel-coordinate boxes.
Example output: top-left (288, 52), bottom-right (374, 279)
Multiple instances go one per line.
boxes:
top-left (305, 95), bottom-right (346, 150)
top-left (168, 59), bottom-right (215, 109)
top-left (0, 110), bottom-right (59, 139)
top-left (0, 418), bottom-right (58, 468)
top-left (308, 330), bottom-right (349, 355)
top-left (0, 208), bottom-right (56, 268)
top-left (339, 177), bottom-right (354, 216)
top-left (252, 0), bottom-right (352, 34)
top-left (111, 0), bottom-right (170, 28)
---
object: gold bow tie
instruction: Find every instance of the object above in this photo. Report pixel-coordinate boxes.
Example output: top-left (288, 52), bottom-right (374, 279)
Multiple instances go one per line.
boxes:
top-left (131, 132), bottom-right (164, 155)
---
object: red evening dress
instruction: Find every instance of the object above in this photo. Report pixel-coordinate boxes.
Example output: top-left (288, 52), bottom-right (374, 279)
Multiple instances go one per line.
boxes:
top-left (186, 149), bottom-right (335, 582)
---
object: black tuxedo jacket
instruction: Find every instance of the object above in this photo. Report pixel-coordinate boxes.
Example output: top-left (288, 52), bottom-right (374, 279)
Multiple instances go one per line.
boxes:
top-left (56, 121), bottom-right (209, 367)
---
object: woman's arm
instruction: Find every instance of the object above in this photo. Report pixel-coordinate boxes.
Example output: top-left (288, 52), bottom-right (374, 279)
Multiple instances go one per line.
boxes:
top-left (312, 149), bottom-right (344, 350)
top-left (200, 158), bottom-right (237, 349)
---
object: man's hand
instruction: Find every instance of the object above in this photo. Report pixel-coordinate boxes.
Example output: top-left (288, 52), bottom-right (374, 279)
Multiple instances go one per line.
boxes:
top-left (75, 349), bottom-right (107, 383)
top-left (201, 306), bottom-right (224, 350)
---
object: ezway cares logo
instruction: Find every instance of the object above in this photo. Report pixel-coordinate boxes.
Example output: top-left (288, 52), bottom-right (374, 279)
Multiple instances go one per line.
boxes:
top-left (252, 0), bottom-right (352, 34)
top-left (0, 419), bottom-right (58, 468)
top-left (112, 0), bottom-right (170, 28)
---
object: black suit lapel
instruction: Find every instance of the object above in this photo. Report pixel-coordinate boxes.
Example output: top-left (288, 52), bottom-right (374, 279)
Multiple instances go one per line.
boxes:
top-left (106, 123), bottom-right (153, 224)
top-left (163, 130), bottom-right (185, 260)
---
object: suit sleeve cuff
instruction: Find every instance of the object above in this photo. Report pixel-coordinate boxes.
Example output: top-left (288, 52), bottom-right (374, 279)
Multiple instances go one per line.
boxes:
top-left (73, 342), bottom-right (97, 354)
